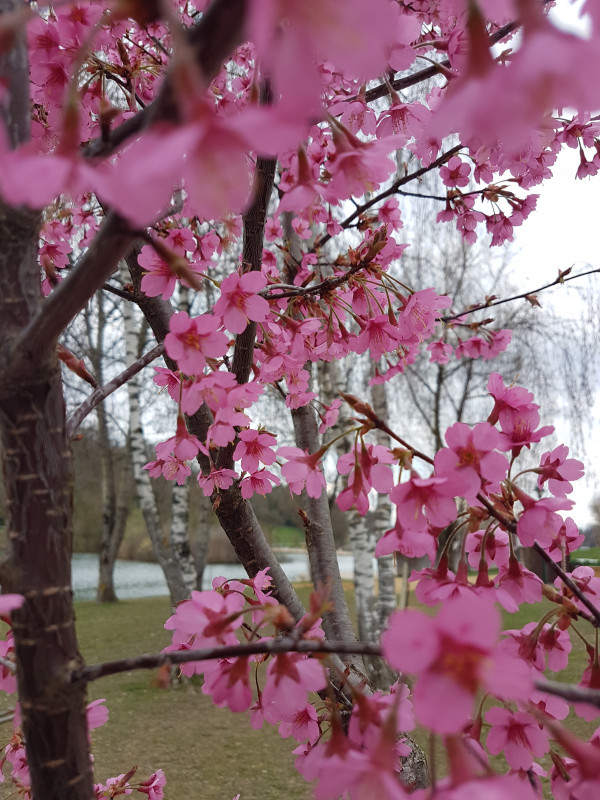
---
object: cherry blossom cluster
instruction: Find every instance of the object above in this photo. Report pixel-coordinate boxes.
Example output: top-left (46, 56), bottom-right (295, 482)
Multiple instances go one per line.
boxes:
top-left (1, 0), bottom-right (599, 276)
top-left (2, 0), bottom-right (600, 797)
top-left (157, 553), bottom-right (600, 799)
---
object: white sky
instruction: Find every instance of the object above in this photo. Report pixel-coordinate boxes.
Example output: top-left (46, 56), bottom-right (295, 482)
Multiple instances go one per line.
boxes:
top-left (510, 148), bottom-right (600, 527)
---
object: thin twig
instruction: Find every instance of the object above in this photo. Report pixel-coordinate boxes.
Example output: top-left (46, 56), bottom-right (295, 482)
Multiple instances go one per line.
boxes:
top-left (441, 268), bottom-right (600, 322)
top-left (315, 144), bottom-right (462, 250)
top-left (262, 260), bottom-right (372, 301)
top-left (533, 543), bottom-right (600, 628)
top-left (72, 637), bottom-right (383, 683)
top-left (66, 342), bottom-right (165, 437)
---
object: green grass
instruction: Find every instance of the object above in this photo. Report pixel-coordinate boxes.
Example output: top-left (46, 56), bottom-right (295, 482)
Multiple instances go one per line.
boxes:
top-left (0, 584), bottom-right (595, 799)
top-left (75, 597), bottom-right (312, 800)
top-left (571, 546), bottom-right (600, 564)
top-left (269, 525), bottom-right (306, 548)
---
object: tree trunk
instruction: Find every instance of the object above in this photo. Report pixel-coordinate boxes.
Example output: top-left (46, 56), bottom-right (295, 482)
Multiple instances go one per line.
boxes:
top-left (0, 201), bottom-right (94, 800)
top-left (371, 379), bottom-right (397, 627)
top-left (89, 293), bottom-right (126, 603)
top-left (169, 480), bottom-right (197, 597)
top-left (0, 8), bottom-right (94, 794)
top-left (194, 497), bottom-right (211, 590)
top-left (123, 279), bottom-right (193, 605)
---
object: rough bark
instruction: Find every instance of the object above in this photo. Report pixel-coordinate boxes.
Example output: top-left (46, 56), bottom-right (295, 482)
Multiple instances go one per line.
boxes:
top-left (0, 5), bottom-right (94, 795)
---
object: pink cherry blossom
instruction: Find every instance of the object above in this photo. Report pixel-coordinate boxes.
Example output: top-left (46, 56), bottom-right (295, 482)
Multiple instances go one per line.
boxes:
top-left (515, 489), bottom-right (574, 549)
top-left (440, 156), bottom-right (471, 188)
top-left (466, 529), bottom-right (510, 569)
top-left (197, 468), bottom-right (238, 497)
top-left (165, 311), bottom-right (229, 375)
top-left (495, 557), bottom-right (543, 610)
top-left (213, 271), bottom-right (270, 334)
top-left (487, 372), bottom-right (535, 426)
top-left (485, 707), bottom-right (549, 770)
top-left (337, 443), bottom-right (394, 516)
top-left (500, 621), bottom-right (571, 673)
top-left (375, 516), bottom-right (437, 562)
top-left (397, 289), bottom-right (452, 341)
top-left (233, 429), bottom-right (277, 473)
top-left (137, 770), bottom-right (166, 800)
top-left (201, 658), bottom-right (253, 713)
top-left (547, 517), bottom-right (584, 563)
top-left (138, 245), bottom-right (177, 300)
top-left (261, 653), bottom-right (327, 721)
top-left (155, 416), bottom-right (201, 462)
top-left (390, 473), bottom-right (456, 532)
top-left (86, 699), bottom-right (109, 732)
top-left (498, 405), bottom-right (554, 454)
top-left (434, 422), bottom-right (509, 504)
top-left (278, 446), bottom-right (327, 498)
top-left (240, 469), bottom-right (280, 499)
top-left (537, 444), bottom-right (584, 496)
top-left (382, 595), bottom-right (531, 734)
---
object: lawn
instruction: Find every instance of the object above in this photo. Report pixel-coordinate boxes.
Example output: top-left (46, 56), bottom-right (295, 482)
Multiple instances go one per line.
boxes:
top-left (0, 583), bottom-right (596, 799)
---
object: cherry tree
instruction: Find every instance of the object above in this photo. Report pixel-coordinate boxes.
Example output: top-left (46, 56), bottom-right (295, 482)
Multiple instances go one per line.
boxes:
top-left (1, 1), bottom-right (600, 799)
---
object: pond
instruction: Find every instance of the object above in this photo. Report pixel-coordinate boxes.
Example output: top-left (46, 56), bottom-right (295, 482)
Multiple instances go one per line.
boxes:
top-left (72, 551), bottom-right (358, 601)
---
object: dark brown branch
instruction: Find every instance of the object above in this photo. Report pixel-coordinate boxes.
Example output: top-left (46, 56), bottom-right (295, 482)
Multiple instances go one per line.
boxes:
top-left (475, 493), bottom-right (600, 627)
top-left (315, 144), bottom-right (462, 250)
top-left (535, 679), bottom-right (600, 709)
top-left (230, 155), bottom-right (277, 386)
top-left (12, 212), bottom-right (137, 373)
top-left (533, 543), bottom-right (600, 627)
top-left (66, 342), bottom-right (165, 437)
top-left (72, 637), bottom-right (383, 683)
top-left (441, 267), bottom-right (600, 322)
top-left (262, 260), bottom-right (374, 301)
top-left (363, 18), bottom-right (520, 105)
top-left (84, 0), bottom-right (247, 160)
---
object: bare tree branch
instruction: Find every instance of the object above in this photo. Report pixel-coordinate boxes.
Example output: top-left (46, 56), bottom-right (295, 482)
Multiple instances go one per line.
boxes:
top-left (66, 342), bottom-right (165, 437)
top-left (12, 212), bottom-right (137, 371)
top-left (535, 679), bottom-right (600, 709)
top-left (84, 0), bottom-right (247, 160)
top-left (72, 637), bottom-right (383, 683)
top-left (441, 268), bottom-right (600, 322)
top-left (315, 144), bottom-right (463, 250)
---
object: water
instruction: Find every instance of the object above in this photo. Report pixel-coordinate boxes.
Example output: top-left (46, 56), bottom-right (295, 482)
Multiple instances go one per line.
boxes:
top-left (72, 552), bottom-right (357, 601)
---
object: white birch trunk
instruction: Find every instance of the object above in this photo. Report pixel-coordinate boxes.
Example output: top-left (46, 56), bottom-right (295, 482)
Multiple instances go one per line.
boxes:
top-left (122, 265), bottom-right (192, 605)
top-left (371, 378), bottom-right (397, 628)
top-left (169, 480), bottom-right (197, 597)
top-left (319, 361), bottom-right (382, 645)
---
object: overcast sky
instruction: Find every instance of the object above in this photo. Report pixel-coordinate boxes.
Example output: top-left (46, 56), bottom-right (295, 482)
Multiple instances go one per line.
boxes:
top-left (510, 146), bottom-right (600, 526)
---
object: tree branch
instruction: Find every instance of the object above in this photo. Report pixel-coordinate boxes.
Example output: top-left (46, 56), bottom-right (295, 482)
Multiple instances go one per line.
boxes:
top-left (66, 341), bottom-right (165, 437)
top-left (12, 212), bottom-right (137, 372)
top-left (84, 0), bottom-right (247, 160)
top-left (315, 144), bottom-right (462, 250)
top-left (363, 18), bottom-right (520, 105)
top-left (441, 267), bottom-right (600, 322)
top-left (475, 493), bottom-right (600, 627)
top-left (72, 637), bottom-right (383, 683)
top-left (535, 679), bottom-right (600, 709)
